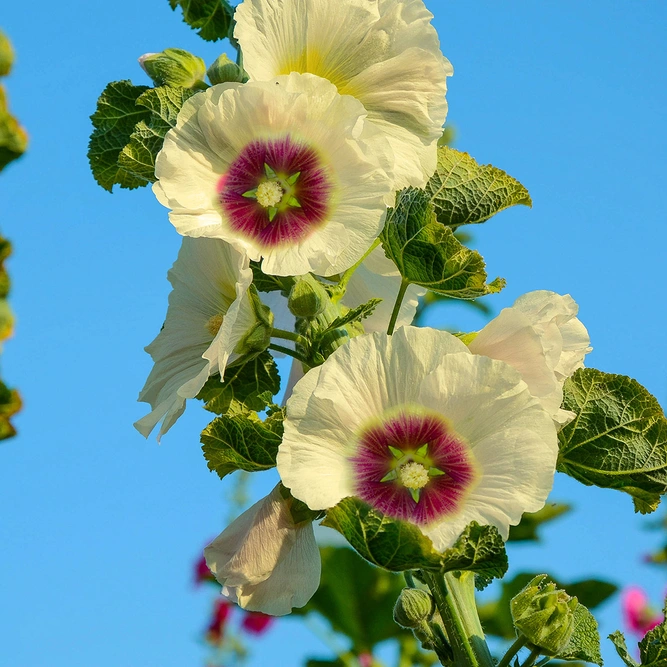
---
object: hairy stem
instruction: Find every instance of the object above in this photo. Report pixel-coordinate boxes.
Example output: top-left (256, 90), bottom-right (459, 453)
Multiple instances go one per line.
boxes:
top-left (387, 279), bottom-right (410, 335)
top-left (423, 571), bottom-right (494, 667)
top-left (521, 647), bottom-right (542, 667)
top-left (497, 635), bottom-right (529, 667)
top-left (271, 327), bottom-right (306, 345)
top-left (267, 343), bottom-right (309, 364)
top-left (333, 238), bottom-right (382, 302)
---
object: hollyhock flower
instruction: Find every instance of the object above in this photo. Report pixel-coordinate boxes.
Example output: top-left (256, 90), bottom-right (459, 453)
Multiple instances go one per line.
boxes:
top-left (204, 484), bottom-right (321, 615)
top-left (134, 238), bottom-right (267, 440)
top-left (623, 587), bottom-right (663, 636)
top-left (277, 327), bottom-right (558, 551)
top-left (206, 598), bottom-right (233, 645)
top-left (234, 0), bottom-right (453, 189)
top-left (468, 291), bottom-right (591, 426)
top-left (154, 73), bottom-right (394, 277)
top-left (194, 554), bottom-right (216, 586)
top-left (241, 612), bottom-right (275, 635)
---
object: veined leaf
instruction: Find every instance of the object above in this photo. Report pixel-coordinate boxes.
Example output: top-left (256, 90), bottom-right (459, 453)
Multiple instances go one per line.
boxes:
top-left (168, 0), bottom-right (235, 42)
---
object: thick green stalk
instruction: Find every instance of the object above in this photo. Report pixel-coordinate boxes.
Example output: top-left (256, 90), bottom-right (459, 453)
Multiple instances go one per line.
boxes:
top-left (424, 571), bottom-right (494, 667)
top-left (387, 278), bottom-right (410, 335)
top-left (497, 635), bottom-right (529, 667)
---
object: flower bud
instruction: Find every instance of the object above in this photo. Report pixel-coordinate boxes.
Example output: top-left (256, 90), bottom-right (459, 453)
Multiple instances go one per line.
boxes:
top-left (288, 278), bottom-right (328, 318)
top-left (0, 31), bottom-right (14, 77)
top-left (207, 54), bottom-right (248, 85)
top-left (138, 48), bottom-right (207, 89)
top-left (393, 588), bottom-right (435, 629)
top-left (510, 575), bottom-right (577, 656)
top-left (235, 289), bottom-right (274, 355)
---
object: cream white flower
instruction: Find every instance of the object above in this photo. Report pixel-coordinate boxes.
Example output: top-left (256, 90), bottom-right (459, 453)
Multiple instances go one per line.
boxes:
top-left (134, 238), bottom-right (262, 440)
top-left (234, 0), bottom-right (453, 189)
top-left (154, 73), bottom-right (395, 277)
top-left (468, 291), bottom-right (592, 426)
top-left (277, 327), bottom-right (558, 551)
top-left (204, 485), bottom-right (321, 615)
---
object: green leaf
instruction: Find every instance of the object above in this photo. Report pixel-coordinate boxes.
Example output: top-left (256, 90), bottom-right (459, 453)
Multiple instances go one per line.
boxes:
top-left (557, 604), bottom-right (603, 666)
top-left (321, 497), bottom-right (443, 572)
top-left (440, 522), bottom-right (508, 589)
top-left (201, 408), bottom-right (284, 479)
top-left (381, 188), bottom-right (505, 300)
top-left (319, 299), bottom-right (382, 333)
top-left (0, 30), bottom-right (14, 77)
top-left (0, 86), bottom-right (27, 172)
top-left (0, 380), bottom-right (20, 441)
top-left (425, 146), bottom-right (532, 229)
top-left (558, 368), bottom-right (667, 514)
top-left (508, 503), bottom-right (572, 542)
top-left (294, 546), bottom-right (407, 651)
top-left (250, 260), bottom-right (294, 293)
top-left (197, 351), bottom-right (281, 415)
top-left (87, 80), bottom-right (151, 191)
top-left (479, 572), bottom-right (617, 641)
top-left (118, 86), bottom-right (197, 183)
top-left (639, 603), bottom-right (667, 666)
top-left (169, 0), bottom-right (235, 42)
top-left (609, 630), bottom-right (639, 667)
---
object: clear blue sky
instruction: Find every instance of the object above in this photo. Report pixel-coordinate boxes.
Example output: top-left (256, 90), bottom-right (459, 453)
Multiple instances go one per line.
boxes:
top-left (1, 1), bottom-right (666, 665)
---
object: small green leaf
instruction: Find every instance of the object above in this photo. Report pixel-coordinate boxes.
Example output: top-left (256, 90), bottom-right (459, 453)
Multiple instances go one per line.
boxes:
top-left (169, 0), bottom-right (236, 42)
top-left (321, 497), bottom-right (443, 572)
top-left (319, 299), bottom-right (382, 333)
top-left (381, 188), bottom-right (505, 300)
top-left (196, 351), bottom-right (280, 415)
top-left (440, 522), bottom-right (508, 589)
top-left (508, 503), bottom-right (572, 542)
top-left (293, 547), bottom-right (408, 652)
top-left (557, 604), bottom-right (603, 666)
top-left (118, 85), bottom-right (197, 183)
top-left (558, 368), bottom-right (667, 513)
top-left (87, 80), bottom-right (151, 191)
top-left (250, 261), bottom-right (294, 293)
top-left (425, 146), bottom-right (532, 229)
top-left (0, 380), bottom-right (20, 441)
top-left (0, 30), bottom-right (13, 77)
top-left (609, 630), bottom-right (640, 667)
top-left (0, 86), bottom-right (27, 172)
top-left (201, 408), bottom-right (284, 479)
top-left (639, 603), bottom-right (667, 666)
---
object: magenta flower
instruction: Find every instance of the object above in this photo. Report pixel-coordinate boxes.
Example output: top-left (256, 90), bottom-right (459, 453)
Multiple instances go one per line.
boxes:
top-left (241, 612), bottom-right (275, 635)
top-left (205, 599), bottom-right (233, 645)
top-left (622, 586), bottom-right (663, 636)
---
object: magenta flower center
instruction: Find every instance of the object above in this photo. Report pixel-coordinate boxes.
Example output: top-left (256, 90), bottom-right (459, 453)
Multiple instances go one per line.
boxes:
top-left (351, 409), bottom-right (477, 525)
top-left (217, 136), bottom-right (332, 248)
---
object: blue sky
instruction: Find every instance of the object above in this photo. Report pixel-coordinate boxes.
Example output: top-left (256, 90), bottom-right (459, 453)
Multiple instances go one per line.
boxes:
top-left (1, 1), bottom-right (666, 665)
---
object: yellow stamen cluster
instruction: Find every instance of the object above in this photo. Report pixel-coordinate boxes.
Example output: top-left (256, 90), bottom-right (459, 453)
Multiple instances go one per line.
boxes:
top-left (399, 462), bottom-right (430, 490)
top-left (205, 313), bottom-right (224, 337)
top-left (256, 181), bottom-right (284, 208)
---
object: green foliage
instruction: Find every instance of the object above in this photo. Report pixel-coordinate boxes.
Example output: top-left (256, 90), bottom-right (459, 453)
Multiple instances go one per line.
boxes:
top-left (0, 380), bottom-right (21, 441)
top-left (322, 497), bottom-right (443, 571)
top-left (250, 261), bottom-right (294, 293)
top-left (197, 351), bottom-right (281, 415)
top-left (609, 631), bottom-right (639, 667)
top-left (322, 498), bottom-right (507, 581)
top-left (0, 31), bottom-right (13, 77)
top-left (88, 81), bottom-right (196, 191)
top-left (0, 34), bottom-right (27, 172)
top-left (295, 546), bottom-right (408, 652)
top-left (201, 407), bottom-right (284, 479)
top-left (168, 0), bottom-right (236, 42)
top-left (88, 81), bottom-right (151, 191)
top-left (558, 604), bottom-right (603, 666)
top-left (479, 572), bottom-right (617, 640)
top-left (440, 522), bottom-right (508, 589)
top-left (424, 147), bottom-right (531, 229)
top-left (381, 188), bottom-right (505, 300)
top-left (508, 503), bottom-right (572, 542)
top-left (558, 368), bottom-right (667, 514)
top-left (639, 604), bottom-right (667, 667)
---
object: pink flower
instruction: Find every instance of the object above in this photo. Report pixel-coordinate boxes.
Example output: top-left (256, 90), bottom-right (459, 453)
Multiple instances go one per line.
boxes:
top-left (194, 554), bottom-right (216, 586)
top-left (623, 586), bottom-right (663, 636)
top-left (358, 653), bottom-right (374, 667)
top-left (206, 599), bottom-right (233, 645)
top-left (241, 612), bottom-right (274, 635)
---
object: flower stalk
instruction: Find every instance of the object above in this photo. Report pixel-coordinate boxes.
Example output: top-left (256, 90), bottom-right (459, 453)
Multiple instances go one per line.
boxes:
top-left (387, 278), bottom-right (410, 335)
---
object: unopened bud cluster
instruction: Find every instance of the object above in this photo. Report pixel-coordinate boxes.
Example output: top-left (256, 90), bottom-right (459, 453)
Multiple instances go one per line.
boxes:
top-left (139, 48), bottom-right (207, 89)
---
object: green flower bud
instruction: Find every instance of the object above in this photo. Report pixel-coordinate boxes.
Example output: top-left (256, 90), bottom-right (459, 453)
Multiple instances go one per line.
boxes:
top-left (139, 48), bottom-right (207, 89)
top-left (393, 588), bottom-right (435, 629)
top-left (207, 54), bottom-right (248, 85)
top-left (0, 31), bottom-right (14, 77)
top-left (288, 278), bottom-right (328, 318)
top-left (510, 575), bottom-right (578, 656)
top-left (234, 288), bottom-right (274, 356)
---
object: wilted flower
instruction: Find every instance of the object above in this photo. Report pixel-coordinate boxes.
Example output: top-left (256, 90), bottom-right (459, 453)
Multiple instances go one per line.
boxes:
top-left (134, 237), bottom-right (269, 440)
top-left (623, 586), bottom-right (663, 636)
top-left (468, 290), bottom-right (591, 426)
top-left (154, 73), bottom-right (394, 277)
top-left (204, 485), bottom-right (321, 615)
top-left (234, 0), bottom-right (453, 189)
top-left (278, 327), bottom-right (558, 551)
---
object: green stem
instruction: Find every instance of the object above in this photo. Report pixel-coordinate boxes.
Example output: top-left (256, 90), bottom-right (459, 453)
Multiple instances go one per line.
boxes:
top-left (333, 238), bottom-right (382, 302)
top-left (268, 343), bottom-right (309, 364)
top-left (521, 647), bottom-right (542, 667)
top-left (271, 327), bottom-right (306, 345)
top-left (534, 657), bottom-right (551, 667)
top-left (497, 636), bottom-right (529, 667)
top-left (423, 571), bottom-right (494, 667)
top-left (387, 279), bottom-right (410, 335)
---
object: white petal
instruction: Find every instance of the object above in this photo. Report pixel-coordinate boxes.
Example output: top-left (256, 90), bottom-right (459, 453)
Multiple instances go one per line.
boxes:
top-left (204, 485), bottom-right (321, 615)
